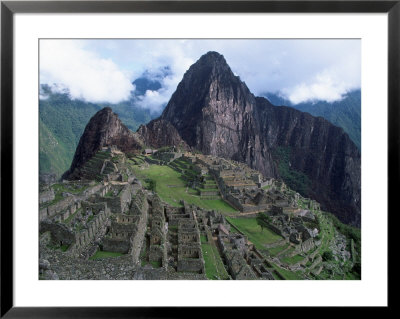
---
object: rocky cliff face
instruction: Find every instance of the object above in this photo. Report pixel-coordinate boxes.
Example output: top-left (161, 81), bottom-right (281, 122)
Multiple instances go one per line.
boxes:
top-left (62, 107), bottom-right (143, 180)
top-left (137, 119), bottom-right (188, 150)
top-left (138, 51), bottom-right (361, 226)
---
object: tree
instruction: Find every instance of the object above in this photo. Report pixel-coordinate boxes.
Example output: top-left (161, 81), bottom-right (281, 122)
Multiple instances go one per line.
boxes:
top-left (322, 251), bottom-right (334, 261)
top-left (256, 212), bottom-right (271, 232)
top-left (147, 179), bottom-right (157, 191)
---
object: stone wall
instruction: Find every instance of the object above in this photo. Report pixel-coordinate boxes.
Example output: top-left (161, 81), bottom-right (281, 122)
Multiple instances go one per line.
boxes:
top-left (39, 220), bottom-right (76, 245)
top-left (155, 151), bottom-right (182, 163)
top-left (81, 201), bottom-right (107, 215)
top-left (102, 238), bottom-right (131, 253)
top-left (148, 195), bottom-right (167, 266)
top-left (301, 238), bottom-right (315, 253)
top-left (270, 224), bottom-right (285, 237)
top-left (177, 257), bottom-right (205, 273)
top-left (103, 184), bottom-right (133, 214)
top-left (83, 183), bottom-right (105, 197)
top-left (130, 189), bottom-right (148, 215)
top-left (43, 196), bottom-right (75, 220)
top-left (109, 221), bottom-right (137, 239)
top-left (69, 208), bottom-right (111, 255)
top-left (178, 230), bottom-right (199, 244)
top-left (224, 194), bottom-right (244, 211)
top-left (39, 208), bottom-right (49, 221)
top-left (39, 189), bottom-right (55, 204)
top-left (129, 204), bottom-right (149, 264)
top-left (177, 244), bottom-right (204, 273)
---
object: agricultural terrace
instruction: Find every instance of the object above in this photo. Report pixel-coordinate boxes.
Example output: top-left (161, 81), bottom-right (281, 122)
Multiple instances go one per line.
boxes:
top-left (129, 160), bottom-right (238, 214)
top-left (226, 217), bottom-right (283, 250)
top-left (200, 235), bottom-right (230, 280)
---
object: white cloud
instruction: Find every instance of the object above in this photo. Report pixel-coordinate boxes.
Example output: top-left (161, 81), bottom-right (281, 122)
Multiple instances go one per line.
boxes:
top-left (40, 40), bottom-right (134, 103)
top-left (283, 68), bottom-right (355, 104)
top-left (135, 88), bottom-right (170, 114)
top-left (40, 39), bottom-right (361, 108)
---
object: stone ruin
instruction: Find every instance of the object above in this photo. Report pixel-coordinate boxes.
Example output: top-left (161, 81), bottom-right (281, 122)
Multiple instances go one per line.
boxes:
top-left (147, 195), bottom-right (167, 267)
top-left (39, 149), bottom-right (346, 281)
top-left (180, 153), bottom-right (297, 214)
top-left (264, 208), bottom-right (320, 254)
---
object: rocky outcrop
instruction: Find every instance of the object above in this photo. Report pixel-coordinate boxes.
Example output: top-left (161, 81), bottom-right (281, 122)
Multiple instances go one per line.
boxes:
top-left (63, 107), bottom-right (143, 180)
top-left (138, 51), bottom-right (361, 226)
top-left (137, 119), bottom-right (189, 150)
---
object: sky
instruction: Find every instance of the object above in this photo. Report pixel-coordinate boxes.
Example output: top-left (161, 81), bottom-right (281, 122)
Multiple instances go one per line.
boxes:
top-left (40, 39), bottom-right (361, 112)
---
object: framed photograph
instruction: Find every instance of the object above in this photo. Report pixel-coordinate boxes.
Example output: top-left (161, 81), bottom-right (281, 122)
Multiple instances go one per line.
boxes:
top-left (1, 0), bottom-right (396, 316)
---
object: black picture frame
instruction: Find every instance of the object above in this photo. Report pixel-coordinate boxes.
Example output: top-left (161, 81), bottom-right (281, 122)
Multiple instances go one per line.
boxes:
top-left (1, 0), bottom-right (396, 317)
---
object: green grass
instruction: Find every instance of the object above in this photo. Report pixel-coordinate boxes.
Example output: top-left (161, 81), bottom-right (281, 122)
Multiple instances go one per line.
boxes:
top-left (270, 262), bottom-right (303, 280)
top-left (150, 261), bottom-right (162, 268)
top-left (226, 217), bottom-right (282, 250)
top-left (60, 245), bottom-right (69, 252)
top-left (281, 254), bottom-right (305, 265)
top-left (268, 243), bottom-right (289, 257)
top-left (46, 243), bottom-right (69, 252)
top-left (201, 242), bottom-right (230, 280)
top-left (199, 188), bottom-right (219, 192)
top-left (131, 164), bottom-right (237, 213)
top-left (314, 211), bottom-right (336, 255)
top-left (41, 183), bottom-right (90, 209)
top-left (89, 250), bottom-right (124, 260)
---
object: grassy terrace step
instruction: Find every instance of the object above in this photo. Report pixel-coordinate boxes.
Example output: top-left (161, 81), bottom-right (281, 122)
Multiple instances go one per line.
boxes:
top-left (132, 158), bottom-right (145, 165)
top-left (201, 237), bottom-right (230, 280)
top-left (199, 188), bottom-right (219, 193)
top-left (226, 217), bottom-right (282, 251)
top-left (267, 243), bottom-right (290, 257)
top-left (281, 254), bottom-right (306, 265)
top-left (131, 164), bottom-right (237, 213)
top-left (270, 262), bottom-right (303, 280)
top-left (94, 152), bottom-right (110, 159)
top-left (84, 163), bottom-right (101, 169)
top-left (170, 161), bottom-right (187, 169)
top-left (82, 166), bottom-right (101, 172)
top-left (202, 185), bottom-right (217, 190)
top-left (89, 250), bottom-right (125, 260)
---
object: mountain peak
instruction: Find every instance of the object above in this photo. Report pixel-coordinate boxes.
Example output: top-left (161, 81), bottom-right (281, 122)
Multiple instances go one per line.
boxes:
top-left (100, 106), bottom-right (113, 113)
top-left (138, 52), bottom-right (361, 226)
top-left (188, 51), bottom-right (231, 76)
top-left (62, 107), bottom-right (143, 180)
top-left (198, 51), bottom-right (227, 65)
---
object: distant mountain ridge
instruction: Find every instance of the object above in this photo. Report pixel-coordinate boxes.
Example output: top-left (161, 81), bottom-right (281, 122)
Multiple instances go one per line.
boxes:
top-left (263, 90), bottom-right (361, 150)
top-left (137, 51), bottom-right (361, 226)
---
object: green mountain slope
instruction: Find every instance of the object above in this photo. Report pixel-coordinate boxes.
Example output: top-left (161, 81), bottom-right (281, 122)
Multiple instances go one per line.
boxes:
top-left (263, 90), bottom-right (361, 150)
top-left (39, 93), bottom-right (101, 177)
top-left (39, 119), bottom-right (72, 177)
